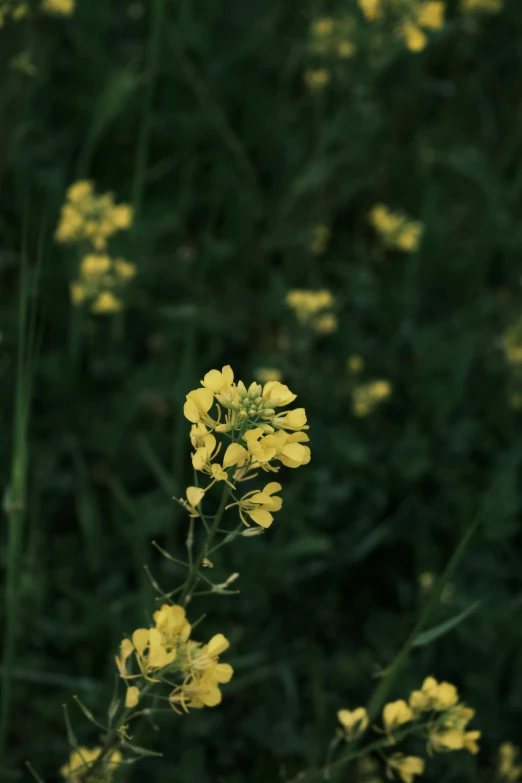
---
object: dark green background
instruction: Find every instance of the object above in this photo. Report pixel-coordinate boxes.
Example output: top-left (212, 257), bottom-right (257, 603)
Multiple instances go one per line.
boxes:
top-left (1, 0), bottom-right (522, 780)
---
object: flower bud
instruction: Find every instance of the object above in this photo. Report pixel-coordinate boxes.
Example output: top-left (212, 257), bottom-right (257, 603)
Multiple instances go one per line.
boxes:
top-left (237, 380), bottom-right (247, 399)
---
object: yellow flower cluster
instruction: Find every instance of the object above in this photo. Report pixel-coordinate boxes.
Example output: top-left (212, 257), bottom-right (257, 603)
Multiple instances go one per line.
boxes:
top-left (352, 379), bottom-right (391, 416)
top-left (60, 746), bottom-right (122, 782)
top-left (56, 180), bottom-right (133, 250)
top-left (42, 0), bottom-right (75, 13)
top-left (181, 366), bottom-right (310, 529)
top-left (337, 677), bottom-right (479, 783)
top-left (286, 289), bottom-right (337, 334)
top-left (56, 181), bottom-right (136, 313)
top-left (70, 254), bottom-right (137, 314)
top-left (498, 742), bottom-right (522, 782)
top-left (0, 1), bottom-right (28, 27)
top-left (369, 204), bottom-right (423, 252)
top-left (310, 224), bottom-right (331, 255)
top-left (304, 15), bottom-right (357, 91)
top-left (358, 0), bottom-right (445, 53)
top-left (117, 603), bottom-right (233, 712)
top-left (461, 0), bottom-right (502, 11)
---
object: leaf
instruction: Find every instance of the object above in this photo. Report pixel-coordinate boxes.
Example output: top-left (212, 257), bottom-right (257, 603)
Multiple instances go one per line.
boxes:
top-left (412, 601), bottom-right (481, 648)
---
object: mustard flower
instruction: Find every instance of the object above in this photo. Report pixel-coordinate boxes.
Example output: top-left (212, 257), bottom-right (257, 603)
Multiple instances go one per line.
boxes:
top-left (60, 746), bottom-right (122, 782)
top-left (304, 68), bottom-right (331, 91)
top-left (369, 204), bottom-right (423, 252)
top-left (428, 703), bottom-right (480, 755)
top-left (337, 707), bottom-right (369, 740)
top-left (358, 0), bottom-right (383, 21)
top-left (286, 289), bottom-right (336, 331)
top-left (310, 224), bottom-right (331, 255)
top-left (383, 700), bottom-right (414, 732)
top-left (42, 0), bottom-right (75, 14)
top-left (184, 387), bottom-right (215, 424)
top-left (347, 355), bottom-right (364, 373)
top-left (55, 180), bottom-right (133, 251)
top-left (352, 380), bottom-right (392, 416)
top-left (91, 290), bottom-right (123, 314)
top-left (312, 17), bottom-right (335, 37)
top-left (386, 754), bottom-right (425, 783)
top-left (409, 676), bottom-right (459, 713)
top-left (230, 482), bottom-right (283, 528)
top-left (183, 486), bottom-right (206, 517)
top-left (255, 367), bottom-right (282, 383)
top-left (498, 742), bottom-right (522, 782)
top-left (171, 633), bottom-right (233, 710)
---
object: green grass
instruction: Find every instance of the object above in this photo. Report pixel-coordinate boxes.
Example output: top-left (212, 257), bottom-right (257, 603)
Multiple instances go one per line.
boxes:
top-left (1, 0), bottom-right (522, 780)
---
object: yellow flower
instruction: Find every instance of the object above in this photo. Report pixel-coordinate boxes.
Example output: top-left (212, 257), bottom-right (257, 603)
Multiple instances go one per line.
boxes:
top-left (125, 685), bottom-right (140, 708)
top-left (271, 430), bottom-right (311, 468)
top-left (417, 1), bottom-right (445, 29)
top-left (184, 486), bottom-right (205, 517)
top-left (370, 204), bottom-right (401, 235)
top-left (171, 633), bottom-right (234, 710)
top-left (499, 742), bottom-right (522, 782)
top-left (383, 700), bottom-right (414, 732)
top-left (353, 380), bottom-right (392, 416)
top-left (262, 380), bottom-right (297, 407)
top-left (60, 746), bottom-right (122, 782)
top-left (395, 222), bottom-right (423, 252)
top-left (428, 702), bottom-right (480, 755)
top-left (401, 21), bottom-right (427, 52)
top-left (358, 0), bottom-right (383, 21)
top-left (42, 0), bottom-right (75, 14)
top-left (337, 707), bottom-right (369, 740)
top-left (153, 603), bottom-right (192, 645)
top-left (244, 428), bottom-right (278, 463)
top-left (387, 754), bottom-right (425, 783)
top-left (233, 482), bottom-right (283, 527)
top-left (347, 355), bottom-right (364, 373)
top-left (314, 313), bottom-right (338, 334)
top-left (91, 291), bottom-right (122, 314)
top-left (183, 387), bottom-right (215, 424)
top-left (110, 203), bottom-right (133, 229)
top-left (304, 68), bottom-right (331, 91)
top-left (115, 259), bottom-right (137, 280)
top-left (70, 282), bottom-right (86, 305)
top-left (286, 289), bottom-right (335, 325)
top-left (255, 367), bottom-right (282, 383)
top-left (311, 17), bottom-right (335, 36)
top-left (271, 407), bottom-right (308, 432)
top-left (131, 627), bottom-right (177, 676)
top-left (80, 253), bottom-right (111, 280)
top-left (66, 180), bottom-right (92, 202)
top-left (337, 40), bottom-right (356, 57)
top-left (409, 676), bottom-right (459, 713)
top-left (192, 432), bottom-right (219, 471)
top-left (310, 224), bottom-right (331, 255)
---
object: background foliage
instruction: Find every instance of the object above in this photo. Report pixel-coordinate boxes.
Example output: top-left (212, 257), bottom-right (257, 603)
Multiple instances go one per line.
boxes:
top-left (1, 0), bottom-right (522, 780)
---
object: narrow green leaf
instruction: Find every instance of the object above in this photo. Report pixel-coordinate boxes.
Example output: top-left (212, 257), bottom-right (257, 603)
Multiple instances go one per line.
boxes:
top-left (73, 695), bottom-right (107, 731)
top-left (412, 601), bottom-right (481, 648)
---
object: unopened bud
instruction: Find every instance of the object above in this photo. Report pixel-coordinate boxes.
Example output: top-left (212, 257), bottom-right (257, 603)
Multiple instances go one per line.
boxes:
top-left (258, 423), bottom-right (275, 434)
top-left (248, 382), bottom-right (262, 399)
top-left (261, 408), bottom-right (275, 418)
top-left (242, 526), bottom-right (265, 536)
top-left (237, 380), bottom-right (247, 399)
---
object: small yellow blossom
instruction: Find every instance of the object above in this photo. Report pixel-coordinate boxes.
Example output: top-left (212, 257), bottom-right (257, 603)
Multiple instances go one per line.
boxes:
top-left (338, 40), bottom-right (356, 57)
top-left (369, 204), bottom-right (423, 252)
top-left (428, 702), bottom-right (480, 755)
top-left (60, 746), bottom-right (122, 782)
top-left (347, 355), bottom-right (364, 373)
top-left (286, 289), bottom-right (335, 330)
top-left (383, 700), bottom-right (414, 732)
top-left (183, 387), bottom-right (215, 424)
top-left (171, 633), bottom-right (234, 710)
top-left (42, 0), bottom-right (75, 14)
top-left (417, 1), bottom-right (445, 28)
top-left (70, 282), bottom-right (86, 305)
top-left (81, 253), bottom-right (111, 280)
top-left (125, 685), bottom-right (140, 708)
top-left (310, 224), bottom-right (331, 255)
top-left (358, 0), bottom-right (383, 21)
top-left (91, 290), bottom-right (122, 314)
top-left (312, 17), bottom-right (335, 36)
top-left (498, 742), bottom-right (522, 782)
top-left (337, 707), bottom-right (369, 740)
top-left (409, 676), bottom-right (458, 713)
top-left (304, 68), bottom-right (331, 91)
top-left (255, 367), bottom-right (282, 383)
top-left (184, 486), bottom-right (206, 517)
top-left (314, 313), bottom-right (338, 334)
top-left (353, 380), bottom-right (392, 417)
top-left (386, 754), bottom-right (425, 783)
top-left (231, 482), bottom-right (283, 528)
top-left (115, 259), bottom-right (137, 280)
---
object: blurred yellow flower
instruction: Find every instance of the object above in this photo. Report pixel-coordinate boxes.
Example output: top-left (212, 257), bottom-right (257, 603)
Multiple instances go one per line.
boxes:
top-left (310, 224), bottom-right (330, 255)
top-left (428, 702), bottom-right (480, 755)
top-left (42, 0), bottom-right (75, 13)
top-left (286, 289), bottom-right (336, 332)
top-left (347, 355), bottom-right (364, 373)
top-left (60, 746), bottom-right (122, 782)
top-left (383, 700), bottom-right (413, 732)
top-left (312, 17), bottom-right (334, 36)
top-left (337, 706), bottom-right (369, 740)
top-left (498, 742), bottom-right (522, 782)
top-left (255, 367), bottom-right (282, 383)
top-left (125, 685), bottom-right (140, 708)
top-left (386, 754), bottom-right (425, 783)
top-left (358, 0), bottom-right (383, 21)
top-left (369, 203), bottom-right (423, 252)
top-left (461, 0), bottom-right (502, 11)
top-left (55, 180), bottom-right (133, 251)
top-left (115, 258), bottom-right (137, 280)
top-left (91, 291), bottom-right (123, 314)
top-left (352, 379), bottom-right (392, 416)
top-left (304, 68), bottom-right (331, 91)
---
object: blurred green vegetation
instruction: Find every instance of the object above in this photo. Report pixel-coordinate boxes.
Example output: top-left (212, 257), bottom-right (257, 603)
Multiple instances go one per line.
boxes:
top-left (1, 0), bottom-right (522, 781)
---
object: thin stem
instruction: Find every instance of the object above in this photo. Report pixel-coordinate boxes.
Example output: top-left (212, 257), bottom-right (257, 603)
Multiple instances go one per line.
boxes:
top-left (132, 0), bottom-right (164, 215)
top-left (180, 484), bottom-right (232, 605)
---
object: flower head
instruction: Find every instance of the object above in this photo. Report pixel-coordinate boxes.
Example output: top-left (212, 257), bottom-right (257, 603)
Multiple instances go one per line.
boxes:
top-left (60, 746), bottom-right (122, 782)
top-left (337, 707), bottom-right (369, 740)
top-left (383, 700), bottom-right (414, 732)
top-left (386, 754), bottom-right (425, 783)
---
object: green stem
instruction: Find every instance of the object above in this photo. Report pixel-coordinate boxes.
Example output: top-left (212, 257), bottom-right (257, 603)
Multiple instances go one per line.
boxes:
top-left (180, 484), bottom-right (232, 605)
top-left (132, 0), bottom-right (164, 215)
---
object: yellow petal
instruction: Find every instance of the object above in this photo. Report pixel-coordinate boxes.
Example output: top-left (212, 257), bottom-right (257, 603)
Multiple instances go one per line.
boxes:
top-left (184, 399), bottom-right (200, 423)
top-left (186, 486), bottom-right (205, 508)
top-left (131, 629), bottom-right (149, 656)
top-left (223, 443), bottom-right (248, 469)
top-left (212, 662), bottom-right (234, 683)
top-left (206, 633), bottom-right (230, 657)
top-left (247, 508), bottom-right (274, 528)
top-left (264, 482), bottom-right (282, 495)
top-left (125, 686), bottom-right (140, 708)
top-left (202, 369), bottom-right (226, 393)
